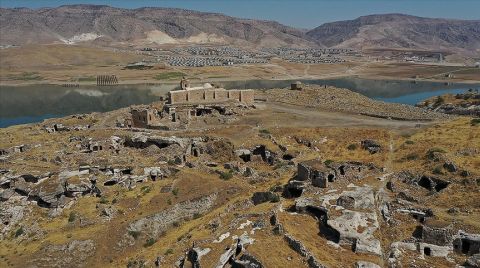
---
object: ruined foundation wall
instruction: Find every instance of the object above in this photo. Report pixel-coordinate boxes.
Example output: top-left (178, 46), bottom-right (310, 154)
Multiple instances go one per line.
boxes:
top-left (131, 110), bottom-right (148, 128)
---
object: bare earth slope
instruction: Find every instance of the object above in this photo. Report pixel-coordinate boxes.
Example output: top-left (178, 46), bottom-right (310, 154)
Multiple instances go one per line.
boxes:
top-left (306, 14), bottom-right (480, 55)
top-left (0, 5), bottom-right (316, 48)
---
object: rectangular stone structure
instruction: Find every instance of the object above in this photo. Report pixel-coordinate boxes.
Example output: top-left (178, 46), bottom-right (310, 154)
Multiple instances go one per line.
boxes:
top-left (168, 88), bottom-right (254, 105)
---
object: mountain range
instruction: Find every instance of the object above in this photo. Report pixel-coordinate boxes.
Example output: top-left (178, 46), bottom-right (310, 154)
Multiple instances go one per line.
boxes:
top-left (1, 5), bottom-right (479, 54)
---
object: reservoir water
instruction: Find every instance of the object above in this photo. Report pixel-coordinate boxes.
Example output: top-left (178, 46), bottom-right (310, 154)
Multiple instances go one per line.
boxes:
top-left (1, 77), bottom-right (478, 128)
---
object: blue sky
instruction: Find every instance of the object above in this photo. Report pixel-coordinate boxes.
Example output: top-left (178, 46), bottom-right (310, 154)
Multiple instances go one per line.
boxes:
top-left (1, 0), bottom-right (479, 28)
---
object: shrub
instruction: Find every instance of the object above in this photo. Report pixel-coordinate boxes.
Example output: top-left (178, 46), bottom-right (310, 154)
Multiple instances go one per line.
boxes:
top-left (219, 171), bottom-right (233, 180)
top-left (471, 118), bottom-right (480, 126)
top-left (167, 199), bottom-right (172, 205)
top-left (14, 227), bottom-right (24, 238)
top-left (405, 153), bottom-right (419, 161)
top-left (434, 96), bottom-right (445, 106)
top-left (273, 162), bottom-right (287, 170)
top-left (99, 197), bottom-right (109, 204)
top-left (167, 159), bottom-right (176, 165)
top-left (270, 194), bottom-right (280, 203)
top-left (259, 129), bottom-right (270, 135)
top-left (347, 144), bottom-right (358, 150)
top-left (143, 238), bottom-right (156, 247)
top-left (426, 148), bottom-right (446, 160)
top-left (172, 188), bottom-right (179, 196)
top-left (141, 186), bottom-right (151, 194)
top-left (128, 230), bottom-right (141, 240)
top-left (405, 140), bottom-right (415, 145)
top-left (324, 159), bottom-right (334, 166)
top-left (193, 213), bottom-right (202, 219)
top-left (153, 72), bottom-right (186, 80)
top-left (173, 221), bottom-right (180, 227)
top-left (68, 212), bottom-right (76, 223)
top-left (165, 248), bottom-right (174, 255)
top-left (433, 166), bottom-right (443, 175)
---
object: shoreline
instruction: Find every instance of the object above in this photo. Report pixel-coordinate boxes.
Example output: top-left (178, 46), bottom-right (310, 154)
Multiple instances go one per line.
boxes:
top-left (1, 74), bottom-right (480, 88)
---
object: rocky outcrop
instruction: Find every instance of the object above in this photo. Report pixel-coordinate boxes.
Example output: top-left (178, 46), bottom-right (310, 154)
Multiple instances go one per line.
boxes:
top-left (284, 234), bottom-right (326, 268)
top-left (31, 240), bottom-right (95, 268)
top-left (251, 192), bottom-right (279, 205)
top-left (416, 91), bottom-right (480, 116)
top-left (361, 140), bottom-right (382, 154)
top-left (126, 193), bottom-right (217, 240)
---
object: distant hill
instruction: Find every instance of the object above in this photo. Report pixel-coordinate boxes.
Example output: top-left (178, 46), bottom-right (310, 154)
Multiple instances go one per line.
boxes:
top-left (0, 5), bottom-right (316, 48)
top-left (306, 14), bottom-right (480, 55)
top-left (1, 6), bottom-right (479, 56)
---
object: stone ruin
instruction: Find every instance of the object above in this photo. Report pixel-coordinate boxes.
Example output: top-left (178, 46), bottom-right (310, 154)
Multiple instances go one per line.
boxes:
top-left (290, 159), bottom-right (380, 192)
top-left (130, 78), bottom-right (255, 129)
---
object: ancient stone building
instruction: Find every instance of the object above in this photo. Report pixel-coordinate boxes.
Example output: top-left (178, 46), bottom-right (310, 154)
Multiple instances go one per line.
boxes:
top-left (453, 231), bottom-right (480, 255)
top-left (168, 78), bottom-right (254, 105)
top-left (131, 107), bottom-right (162, 128)
top-left (130, 78), bottom-right (255, 129)
top-left (421, 219), bottom-right (453, 246)
top-left (297, 160), bottom-right (334, 188)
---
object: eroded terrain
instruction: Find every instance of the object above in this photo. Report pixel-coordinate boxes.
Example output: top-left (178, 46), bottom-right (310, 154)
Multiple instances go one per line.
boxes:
top-left (1, 86), bottom-right (479, 268)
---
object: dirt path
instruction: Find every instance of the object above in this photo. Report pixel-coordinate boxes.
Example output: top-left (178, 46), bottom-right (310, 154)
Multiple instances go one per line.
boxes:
top-left (266, 102), bottom-right (432, 129)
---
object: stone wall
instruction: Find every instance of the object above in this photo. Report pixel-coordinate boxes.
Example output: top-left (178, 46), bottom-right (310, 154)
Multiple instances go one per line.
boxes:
top-left (168, 88), bottom-right (254, 105)
top-left (131, 109), bottom-right (161, 128)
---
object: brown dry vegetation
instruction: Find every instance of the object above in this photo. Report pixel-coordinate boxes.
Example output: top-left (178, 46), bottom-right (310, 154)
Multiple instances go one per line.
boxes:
top-left (0, 86), bottom-right (479, 267)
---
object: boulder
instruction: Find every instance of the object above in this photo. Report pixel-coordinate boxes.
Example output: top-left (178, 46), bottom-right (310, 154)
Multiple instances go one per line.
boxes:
top-left (355, 261), bottom-right (381, 268)
top-left (466, 253), bottom-right (480, 267)
top-left (251, 192), bottom-right (278, 205)
top-left (443, 161), bottom-right (457, 172)
top-left (361, 140), bottom-right (381, 154)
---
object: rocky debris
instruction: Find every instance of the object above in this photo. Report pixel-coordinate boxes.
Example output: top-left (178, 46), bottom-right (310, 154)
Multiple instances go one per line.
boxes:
top-left (215, 233), bottom-right (255, 268)
top-left (143, 166), bottom-right (178, 181)
top-left (466, 253), bottom-right (480, 267)
top-left (453, 231), bottom-right (480, 256)
top-left (251, 191), bottom-right (279, 205)
top-left (416, 91), bottom-right (480, 116)
top-left (299, 186), bottom-right (383, 256)
top-left (186, 244), bottom-right (211, 268)
top-left (421, 220), bottom-right (453, 246)
top-left (296, 160), bottom-right (381, 189)
top-left (272, 223), bottom-right (284, 235)
top-left (125, 133), bottom-right (201, 150)
top-left (361, 139), bottom-right (382, 154)
top-left (417, 175), bottom-right (450, 192)
top-left (0, 203), bottom-right (27, 237)
top-left (284, 234), bottom-right (326, 268)
top-left (390, 241), bottom-right (451, 259)
top-left (125, 194), bottom-right (217, 243)
top-left (110, 135), bottom-right (123, 153)
top-left (96, 203), bottom-right (118, 219)
top-left (32, 240), bottom-right (95, 268)
top-left (396, 207), bottom-right (433, 222)
top-left (267, 85), bottom-right (449, 120)
top-left (64, 177), bottom-right (94, 197)
top-left (335, 186), bottom-right (375, 210)
top-left (284, 234), bottom-right (309, 257)
top-left (396, 171), bottom-right (451, 192)
top-left (443, 161), bottom-right (458, 172)
top-left (355, 261), bottom-right (381, 268)
top-left (231, 253), bottom-right (263, 268)
top-left (283, 180), bottom-right (305, 198)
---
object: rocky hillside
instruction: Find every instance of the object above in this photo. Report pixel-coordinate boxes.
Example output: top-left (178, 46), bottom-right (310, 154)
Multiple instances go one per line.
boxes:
top-left (1, 6), bottom-right (479, 54)
top-left (0, 5), bottom-right (315, 48)
top-left (306, 14), bottom-right (480, 54)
